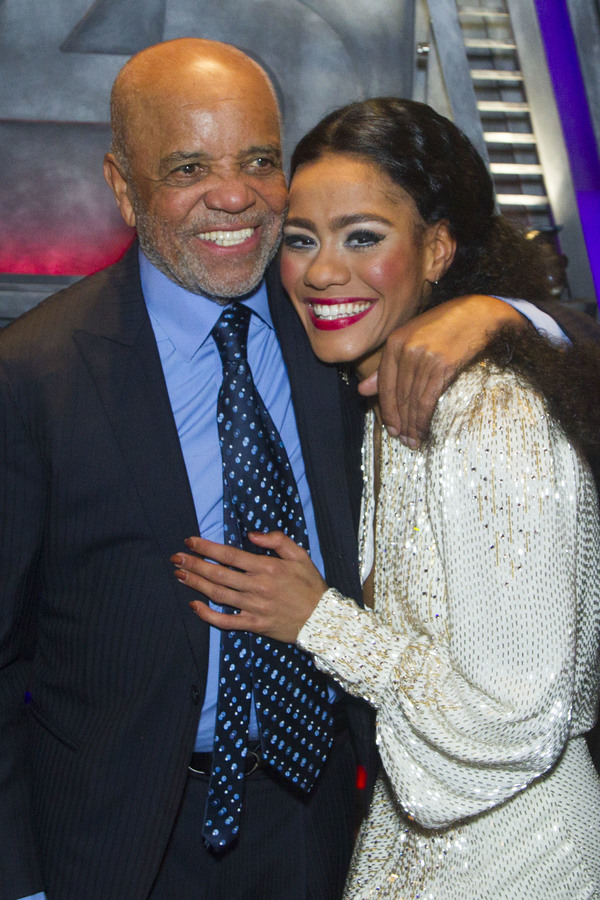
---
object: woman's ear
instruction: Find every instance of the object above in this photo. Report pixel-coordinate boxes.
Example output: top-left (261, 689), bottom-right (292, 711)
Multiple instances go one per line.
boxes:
top-left (424, 220), bottom-right (456, 283)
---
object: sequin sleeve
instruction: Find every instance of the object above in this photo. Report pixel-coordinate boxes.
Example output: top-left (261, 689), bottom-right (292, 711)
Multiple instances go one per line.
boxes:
top-left (298, 367), bottom-right (600, 828)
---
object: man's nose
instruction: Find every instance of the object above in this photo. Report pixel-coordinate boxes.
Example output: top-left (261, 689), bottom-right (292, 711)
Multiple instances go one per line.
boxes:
top-left (202, 176), bottom-right (257, 214)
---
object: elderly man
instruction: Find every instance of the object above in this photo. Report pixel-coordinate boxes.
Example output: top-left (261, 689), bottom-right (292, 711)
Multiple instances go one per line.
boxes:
top-left (1, 38), bottom-right (592, 900)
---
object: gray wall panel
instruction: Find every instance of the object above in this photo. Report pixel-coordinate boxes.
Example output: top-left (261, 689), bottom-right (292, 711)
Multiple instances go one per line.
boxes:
top-left (0, 0), bottom-right (413, 317)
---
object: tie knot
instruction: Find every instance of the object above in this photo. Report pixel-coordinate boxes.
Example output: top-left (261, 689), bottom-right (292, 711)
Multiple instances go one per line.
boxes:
top-left (211, 303), bottom-right (251, 366)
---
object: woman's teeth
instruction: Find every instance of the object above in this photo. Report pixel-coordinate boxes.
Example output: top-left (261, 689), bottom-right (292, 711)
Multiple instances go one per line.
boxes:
top-left (198, 227), bottom-right (254, 246)
top-left (311, 301), bottom-right (372, 320)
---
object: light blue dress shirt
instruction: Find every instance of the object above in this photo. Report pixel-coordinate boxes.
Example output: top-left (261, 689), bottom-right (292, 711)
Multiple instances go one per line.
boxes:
top-left (139, 250), bottom-right (325, 751)
top-left (501, 298), bottom-right (569, 344)
top-left (19, 279), bottom-right (566, 900)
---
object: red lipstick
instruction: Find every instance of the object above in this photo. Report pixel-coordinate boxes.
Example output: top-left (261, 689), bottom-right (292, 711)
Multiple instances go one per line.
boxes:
top-left (304, 297), bottom-right (376, 331)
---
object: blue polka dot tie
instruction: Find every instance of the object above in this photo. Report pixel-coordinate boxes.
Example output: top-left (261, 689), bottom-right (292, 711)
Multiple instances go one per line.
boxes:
top-left (202, 302), bottom-right (335, 852)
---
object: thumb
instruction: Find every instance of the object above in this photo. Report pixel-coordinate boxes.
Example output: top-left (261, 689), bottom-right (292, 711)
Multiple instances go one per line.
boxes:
top-left (248, 530), bottom-right (308, 560)
top-left (358, 370), bottom-right (378, 397)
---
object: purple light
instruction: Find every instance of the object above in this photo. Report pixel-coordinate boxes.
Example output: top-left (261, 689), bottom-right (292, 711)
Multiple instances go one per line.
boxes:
top-left (534, 0), bottom-right (600, 303)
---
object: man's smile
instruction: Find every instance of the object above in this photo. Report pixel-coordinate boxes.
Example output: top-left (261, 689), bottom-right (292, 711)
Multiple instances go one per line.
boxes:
top-left (197, 226), bottom-right (256, 247)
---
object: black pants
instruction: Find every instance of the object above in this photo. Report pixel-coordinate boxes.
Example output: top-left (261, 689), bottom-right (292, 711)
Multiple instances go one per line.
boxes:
top-left (148, 732), bottom-right (357, 900)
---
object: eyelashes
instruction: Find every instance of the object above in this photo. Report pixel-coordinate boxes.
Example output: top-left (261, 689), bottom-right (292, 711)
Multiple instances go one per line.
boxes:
top-left (282, 229), bottom-right (386, 251)
top-left (282, 233), bottom-right (317, 250)
top-left (346, 229), bottom-right (385, 247)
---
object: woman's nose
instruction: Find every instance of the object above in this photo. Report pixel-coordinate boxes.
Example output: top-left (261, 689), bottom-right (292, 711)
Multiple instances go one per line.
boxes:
top-left (304, 250), bottom-right (350, 289)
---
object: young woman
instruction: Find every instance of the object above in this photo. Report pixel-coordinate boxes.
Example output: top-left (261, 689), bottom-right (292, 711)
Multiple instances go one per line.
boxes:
top-left (174, 99), bottom-right (600, 897)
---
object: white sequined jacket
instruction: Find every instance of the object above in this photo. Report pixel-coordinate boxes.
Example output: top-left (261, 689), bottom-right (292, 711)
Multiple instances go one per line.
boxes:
top-left (299, 363), bottom-right (600, 898)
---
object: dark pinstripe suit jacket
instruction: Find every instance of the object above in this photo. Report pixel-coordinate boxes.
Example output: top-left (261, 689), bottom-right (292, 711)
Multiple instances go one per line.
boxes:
top-left (0, 245), bottom-right (372, 899)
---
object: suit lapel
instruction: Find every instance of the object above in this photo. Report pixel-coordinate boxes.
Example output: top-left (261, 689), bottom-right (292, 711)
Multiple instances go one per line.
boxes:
top-left (72, 247), bottom-right (209, 669)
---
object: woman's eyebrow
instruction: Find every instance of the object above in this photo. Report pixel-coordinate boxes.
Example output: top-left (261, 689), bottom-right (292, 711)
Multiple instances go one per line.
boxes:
top-left (331, 213), bottom-right (393, 229)
top-left (283, 216), bottom-right (316, 230)
top-left (284, 213), bottom-right (392, 230)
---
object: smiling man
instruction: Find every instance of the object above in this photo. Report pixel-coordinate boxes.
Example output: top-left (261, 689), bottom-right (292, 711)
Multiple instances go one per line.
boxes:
top-left (1, 39), bottom-right (373, 900)
top-left (104, 42), bottom-right (287, 300)
top-left (2, 37), bottom-right (594, 900)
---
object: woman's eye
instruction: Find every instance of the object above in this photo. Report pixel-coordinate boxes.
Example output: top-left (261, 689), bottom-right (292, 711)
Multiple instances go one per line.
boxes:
top-left (346, 230), bottom-right (384, 247)
top-left (282, 233), bottom-right (317, 250)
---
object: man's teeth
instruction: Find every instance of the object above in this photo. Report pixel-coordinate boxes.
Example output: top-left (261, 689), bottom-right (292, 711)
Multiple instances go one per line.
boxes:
top-left (198, 227), bottom-right (254, 246)
top-left (311, 301), bottom-right (372, 320)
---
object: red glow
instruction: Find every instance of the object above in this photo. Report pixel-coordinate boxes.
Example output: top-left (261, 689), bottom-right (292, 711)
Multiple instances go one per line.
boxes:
top-left (0, 233), bottom-right (134, 276)
top-left (356, 765), bottom-right (368, 790)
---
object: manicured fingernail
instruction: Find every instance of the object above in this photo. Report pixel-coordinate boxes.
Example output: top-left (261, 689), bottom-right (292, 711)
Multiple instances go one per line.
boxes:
top-left (174, 569), bottom-right (187, 582)
top-left (397, 434), bottom-right (419, 449)
top-left (171, 554), bottom-right (185, 566)
top-left (386, 426), bottom-right (400, 437)
top-left (184, 537), bottom-right (194, 548)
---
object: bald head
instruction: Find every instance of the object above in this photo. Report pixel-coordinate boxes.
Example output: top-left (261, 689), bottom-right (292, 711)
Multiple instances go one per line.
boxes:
top-left (110, 39), bottom-right (281, 174)
top-left (103, 38), bottom-right (287, 299)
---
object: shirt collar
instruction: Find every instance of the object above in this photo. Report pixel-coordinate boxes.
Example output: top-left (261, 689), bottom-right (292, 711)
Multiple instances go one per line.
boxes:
top-left (139, 248), bottom-right (274, 361)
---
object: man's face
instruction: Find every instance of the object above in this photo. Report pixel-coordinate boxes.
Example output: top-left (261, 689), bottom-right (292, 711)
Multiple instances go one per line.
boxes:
top-left (111, 73), bottom-right (287, 299)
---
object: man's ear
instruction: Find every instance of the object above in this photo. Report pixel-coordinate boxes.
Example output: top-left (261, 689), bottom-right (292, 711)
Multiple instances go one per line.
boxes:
top-left (103, 153), bottom-right (137, 228)
top-left (424, 220), bottom-right (456, 283)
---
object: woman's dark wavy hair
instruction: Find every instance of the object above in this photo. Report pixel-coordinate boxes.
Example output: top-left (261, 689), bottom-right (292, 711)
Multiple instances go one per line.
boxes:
top-left (291, 97), bottom-right (552, 305)
top-left (291, 97), bottom-right (600, 477)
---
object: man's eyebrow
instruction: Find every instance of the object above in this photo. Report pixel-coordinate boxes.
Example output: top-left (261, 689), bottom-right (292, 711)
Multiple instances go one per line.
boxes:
top-left (159, 145), bottom-right (282, 171)
top-left (243, 144), bottom-right (283, 162)
top-left (159, 150), bottom-right (210, 171)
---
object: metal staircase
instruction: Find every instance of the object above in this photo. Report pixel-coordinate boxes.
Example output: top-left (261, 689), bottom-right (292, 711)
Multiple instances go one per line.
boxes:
top-left (413, 0), bottom-right (595, 303)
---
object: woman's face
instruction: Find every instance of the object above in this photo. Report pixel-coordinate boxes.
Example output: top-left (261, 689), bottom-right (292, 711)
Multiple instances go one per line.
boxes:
top-left (281, 153), bottom-right (448, 379)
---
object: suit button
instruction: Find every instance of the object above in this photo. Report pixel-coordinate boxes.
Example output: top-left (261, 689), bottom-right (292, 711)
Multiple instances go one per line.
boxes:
top-left (190, 685), bottom-right (201, 705)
